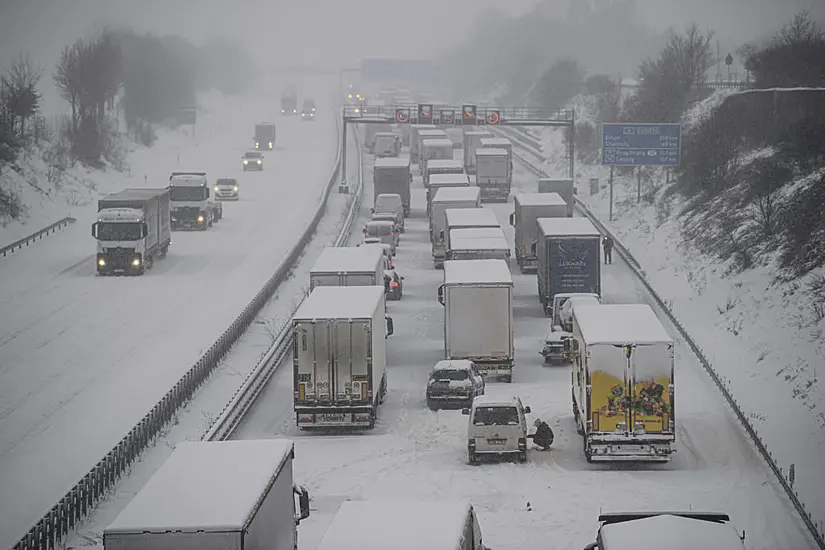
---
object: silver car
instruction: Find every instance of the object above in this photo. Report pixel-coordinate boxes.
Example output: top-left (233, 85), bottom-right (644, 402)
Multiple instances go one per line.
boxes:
top-left (214, 178), bottom-right (239, 200)
top-left (242, 151), bottom-right (264, 171)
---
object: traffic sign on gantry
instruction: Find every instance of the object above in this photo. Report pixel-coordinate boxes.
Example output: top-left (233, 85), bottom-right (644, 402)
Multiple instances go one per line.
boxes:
top-left (601, 123), bottom-right (681, 167)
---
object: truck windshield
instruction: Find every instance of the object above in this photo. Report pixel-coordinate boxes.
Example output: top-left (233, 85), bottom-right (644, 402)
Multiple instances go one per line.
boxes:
top-left (97, 222), bottom-right (142, 241)
top-left (432, 369), bottom-right (469, 381)
top-left (170, 186), bottom-right (206, 201)
top-left (473, 406), bottom-right (519, 426)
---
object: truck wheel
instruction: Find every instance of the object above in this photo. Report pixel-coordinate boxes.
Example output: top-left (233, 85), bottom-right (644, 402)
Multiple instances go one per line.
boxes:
top-left (468, 451), bottom-right (477, 465)
top-left (518, 451), bottom-right (528, 463)
top-left (160, 246), bottom-right (168, 258)
top-left (427, 399), bottom-right (438, 411)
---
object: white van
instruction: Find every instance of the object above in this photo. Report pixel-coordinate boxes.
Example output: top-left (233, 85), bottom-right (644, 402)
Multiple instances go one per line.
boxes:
top-left (373, 193), bottom-right (405, 232)
top-left (363, 220), bottom-right (397, 253)
top-left (462, 395), bottom-right (531, 464)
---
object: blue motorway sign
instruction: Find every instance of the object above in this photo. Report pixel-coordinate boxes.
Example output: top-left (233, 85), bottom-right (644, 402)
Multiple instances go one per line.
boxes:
top-left (601, 123), bottom-right (681, 166)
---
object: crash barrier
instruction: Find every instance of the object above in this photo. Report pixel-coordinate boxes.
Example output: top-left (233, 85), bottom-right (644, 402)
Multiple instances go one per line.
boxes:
top-left (10, 119), bottom-right (345, 550)
top-left (0, 217), bottom-right (76, 258)
top-left (515, 150), bottom-right (825, 550)
top-left (203, 128), bottom-right (365, 442)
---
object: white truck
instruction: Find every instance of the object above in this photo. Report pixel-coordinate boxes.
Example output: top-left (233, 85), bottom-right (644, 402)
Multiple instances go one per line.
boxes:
top-left (442, 208), bottom-right (501, 258)
top-left (423, 158), bottom-right (464, 188)
top-left (309, 246), bottom-right (384, 290)
top-left (409, 124), bottom-right (437, 161)
top-left (509, 192), bottom-right (568, 273)
top-left (93, 188), bottom-right (171, 276)
top-left (416, 129), bottom-right (448, 170)
top-left (538, 178), bottom-right (575, 217)
top-left (317, 500), bottom-right (489, 550)
top-left (571, 304), bottom-right (676, 463)
top-left (585, 512), bottom-right (746, 550)
top-left (293, 285), bottom-right (393, 429)
top-left (421, 138), bottom-right (455, 178)
top-left (480, 136), bottom-right (513, 188)
top-left (448, 228), bottom-right (510, 262)
top-left (426, 173), bottom-right (471, 217)
top-left (374, 157), bottom-right (412, 216)
top-left (463, 130), bottom-right (493, 174)
top-left (439, 259), bottom-right (515, 382)
top-left (430, 186), bottom-right (482, 268)
top-left (475, 148), bottom-right (511, 202)
top-left (168, 171), bottom-right (222, 230)
top-left (103, 440), bottom-right (310, 550)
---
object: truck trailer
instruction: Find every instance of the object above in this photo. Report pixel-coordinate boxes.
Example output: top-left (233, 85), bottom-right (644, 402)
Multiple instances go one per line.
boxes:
top-left (416, 129), bottom-right (448, 169)
top-left (93, 188), bottom-right (171, 276)
top-left (374, 157), bottom-right (412, 216)
top-left (426, 173), bottom-right (471, 217)
top-left (480, 137), bottom-right (513, 188)
top-left (103, 440), bottom-right (310, 550)
top-left (439, 259), bottom-right (515, 382)
top-left (409, 124), bottom-right (437, 161)
top-left (424, 158), bottom-right (464, 188)
top-left (538, 178), bottom-right (575, 217)
top-left (430, 186), bottom-right (482, 268)
top-left (463, 130), bottom-right (492, 174)
top-left (421, 138), bottom-right (455, 177)
top-left (169, 171), bottom-right (222, 230)
top-left (536, 217), bottom-right (601, 316)
top-left (509, 192), bottom-right (568, 273)
top-left (442, 208), bottom-right (501, 257)
top-left (448, 230), bottom-right (510, 262)
top-left (293, 286), bottom-right (392, 429)
top-left (310, 246), bottom-right (384, 290)
top-left (571, 304), bottom-right (676, 463)
top-left (475, 148), bottom-right (511, 202)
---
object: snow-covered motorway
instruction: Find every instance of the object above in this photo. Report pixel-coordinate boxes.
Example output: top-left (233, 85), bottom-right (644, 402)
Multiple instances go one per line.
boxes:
top-left (0, 80), bottom-right (340, 547)
top-left (234, 149), bottom-right (814, 549)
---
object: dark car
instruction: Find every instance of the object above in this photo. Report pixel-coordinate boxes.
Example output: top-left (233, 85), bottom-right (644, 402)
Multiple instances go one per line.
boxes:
top-left (426, 360), bottom-right (485, 410)
top-left (384, 269), bottom-right (403, 300)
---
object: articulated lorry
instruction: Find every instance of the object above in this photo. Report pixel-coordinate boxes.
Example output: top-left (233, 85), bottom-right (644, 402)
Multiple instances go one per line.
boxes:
top-left (310, 246), bottom-right (384, 290)
top-left (442, 208), bottom-right (501, 258)
top-left (430, 186), bottom-right (481, 268)
top-left (103, 440), bottom-right (311, 550)
top-left (536, 217), bottom-right (601, 316)
top-left (447, 227), bottom-right (510, 262)
top-left (571, 304), bottom-right (676, 463)
top-left (373, 157), bottom-right (412, 216)
top-left (509, 193), bottom-right (568, 273)
top-left (409, 124), bottom-right (437, 161)
top-left (254, 122), bottom-right (276, 150)
top-left (416, 129), bottom-right (448, 169)
top-left (480, 137), bottom-right (513, 188)
top-left (463, 130), bottom-right (492, 174)
top-left (169, 172), bottom-right (222, 230)
top-left (293, 286), bottom-right (393, 429)
top-left (538, 178), bottom-right (575, 217)
top-left (421, 138), bottom-right (455, 178)
top-left (424, 158), bottom-right (464, 188)
top-left (426, 173), bottom-right (470, 217)
top-left (93, 188), bottom-right (172, 276)
top-left (475, 148), bottom-right (511, 202)
top-left (439, 259), bottom-right (514, 382)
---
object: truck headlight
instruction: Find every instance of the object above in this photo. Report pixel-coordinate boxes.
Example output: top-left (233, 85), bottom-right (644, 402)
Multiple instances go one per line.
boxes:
top-left (214, 186), bottom-right (219, 192)
top-left (233, 186), bottom-right (238, 191)
top-left (197, 215), bottom-right (205, 223)
top-left (98, 258), bottom-right (106, 267)
top-left (255, 142), bottom-right (259, 148)
top-left (243, 160), bottom-right (248, 164)
top-left (268, 141), bottom-right (272, 147)
top-left (132, 258), bottom-right (141, 266)
top-left (257, 160), bottom-right (261, 164)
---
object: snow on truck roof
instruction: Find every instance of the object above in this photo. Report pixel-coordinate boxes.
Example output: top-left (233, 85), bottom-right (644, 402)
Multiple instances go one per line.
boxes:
top-left (105, 440), bottom-right (294, 534)
top-left (600, 514), bottom-right (745, 550)
top-left (316, 500), bottom-right (473, 550)
top-left (433, 186), bottom-right (480, 203)
top-left (450, 227), bottom-right (506, 240)
top-left (443, 259), bottom-right (512, 284)
top-left (374, 157), bottom-right (410, 168)
top-left (427, 159), bottom-right (463, 169)
top-left (422, 138), bottom-right (454, 148)
top-left (295, 285), bottom-right (385, 320)
top-left (429, 173), bottom-right (470, 186)
top-left (449, 235), bottom-right (510, 251)
top-left (311, 246), bottom-right (383, 274)
top-left (515, 192), bottom-right (567, 207)
top-left (574, 304), bottom-right (672, 345)
top-left (418, 129), bottom-right (446, 136)
top-left (480, 137), bottom-right (512, 146)
top-left (537, 217), bottom-right (600, 237)
top-left (445, 208), bottom-right (499, 227)
top-left (100, 188), bottom-right (169, 202)
top-left (475, 148), bottom-right (508, 156)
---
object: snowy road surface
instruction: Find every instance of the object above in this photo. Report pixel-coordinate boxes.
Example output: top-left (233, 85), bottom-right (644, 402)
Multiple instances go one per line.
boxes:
top-left (0, 89), bottom-right (339, 546)
top-left (234, 156), bottom-right (813, 549)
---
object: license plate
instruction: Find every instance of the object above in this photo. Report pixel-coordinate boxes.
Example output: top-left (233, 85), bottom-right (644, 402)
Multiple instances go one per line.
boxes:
top-left (318, 414), bottom-right (346, 424)
top-left (487, 439), bottom-right (507, 445)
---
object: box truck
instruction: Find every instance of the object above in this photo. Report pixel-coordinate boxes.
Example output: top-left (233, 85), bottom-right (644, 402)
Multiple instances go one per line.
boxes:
top-left (416, 129), bottom-right (448, 169)
top-left (442, 208), bottom-right (501, 257)
top-left (93, 188), bottom-right (171, 276)
top-left (463, 130), bottom-right (493, 174)
top-left (509, 193), bottom-right (568, 273)
top-left (424, 158), bottom-right (464, 188)
top-left (374, 157), bottom-right (412, 216)
top-left (427, 173), bottom-right (471, 217)
top-left (309, 246), bottom-right (384, 290)
top-left (585, 512), bottom-right (745, 550)
top-left (293, 286), bottom-right (393, 429)
top-left (430, 186), bottom-right (482, 268)
top-left (421, 138), bottom-right (455, 177)
top-left (538, 178), bottom-right (575, 217)
top-left (254, 122), bottom-right (276, 150)
top-left (448, 227), bottom-right (510, 262)
top-left (480, 137), bottom-right (513, 188)
top-left (536, 217), bottom-right (601, 316)
top-left (439, 259), bottom-right (515, 381)
top-left (475, 148), bottom-right (511, 203)
top-left (571, 304), bottom-right (675, 462)
top-left (409, 124), bottom-right (437, 161)
top-left (103, 440), bottom-right (310, 550)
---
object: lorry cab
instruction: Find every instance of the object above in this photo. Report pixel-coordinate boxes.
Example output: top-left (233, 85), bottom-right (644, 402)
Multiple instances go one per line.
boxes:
top-left (363, 220), bottom-right (397, 253)
top-left (462, 395), bottom-right (531, 464)
top-left (169, 172), bottom-right (220, 230)
top-left (585, 512), bottom-right (746, 550)
top-left (242, 151), bottom-right (264, 171)
top-left (301, 98), bottom-right (316, 120)
top-left (214, 178), bottom-right (239, 200)
top-left (373, 132), bottom-right (401, 157)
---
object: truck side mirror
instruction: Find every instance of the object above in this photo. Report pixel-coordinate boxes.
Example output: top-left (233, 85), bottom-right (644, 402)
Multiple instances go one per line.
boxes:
top-left (437, 285), bottom-right (445, 306)
top-left (439, 229), bottom-right (445, 240)
top-left (508, 212), bottom-right (515, 226)
top-left (91, 222), bottom-right (97, 238)
top-left (583, 543), bottom-right (598, 550)
top-left (573, 187), bottom-right (578, 195)
top-left (141, 222), bottom-right (148, 237)
top-left (370, 207), bottom-right (375, 214)
top-left (461, 408), bottom-right (470, 415)
top-left (385, 316), bottom-right (394, 337)
top-left (530, 241), bottom-right (537, 255)
top-left (205, 188), bottom-right (210, 198)
top-left (523, 406), bottom-right (531, 414)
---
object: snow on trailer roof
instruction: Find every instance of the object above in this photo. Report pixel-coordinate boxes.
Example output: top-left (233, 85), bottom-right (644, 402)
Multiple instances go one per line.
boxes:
top-left (418, 129), bottom-right (447, 137)
top-left (429, 173), bottom-right (470, 186)
top-left (443, 259), bottom-right (512, 284)
top-left (449, 227), bottom-right (506, 240)
top-left (480, 137), bottom-right (512, 146)
top-left (427, 159), bottom-right (463, 169)
top-left (537, 217), bottom-right (600, 237)
top-left (294, 286), bottom-right (385, 320)
top-left (514, 192), bottom-right (567, 207)
top-left (311, 246), bottom-right (383, 274)
top-left (475, 147), bottom-right (508, 156)
top-left (105, 440), bottom-right (294, 533)
top-left (574, 304), bottom-right (672, 345)
top-left (449, 235), bottom-right (510, 251)
top-left (374, 157), bottom-right (410, 168)
top-left (101, 188), bottom-right (169, 202)
top-left (433, 186), bottom-right (480, 203)
top-left (316, 500), bottom-right (473, 550)
top-left (464, 130), bottom-right (493, 136)
top-left (600, 514), bottom-right (745, 550)
top-left (445, 208), bottom-right (500, 227)
top-left (422, 138), bottom-right (455, 148)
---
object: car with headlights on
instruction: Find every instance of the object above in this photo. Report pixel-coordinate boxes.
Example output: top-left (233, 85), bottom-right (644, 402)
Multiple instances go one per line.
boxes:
top-left (242, 151), bottom-right (264, 171)
top-left (214, 177), bottom-right (239, 200)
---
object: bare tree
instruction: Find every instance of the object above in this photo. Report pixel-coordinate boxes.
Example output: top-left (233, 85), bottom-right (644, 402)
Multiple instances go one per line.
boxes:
top-left (1, 54), bottom-right (43, 140)
top-left (54, 41), bottom-right (83, 135)
top-left (747, 158), bottom-right (792, 237)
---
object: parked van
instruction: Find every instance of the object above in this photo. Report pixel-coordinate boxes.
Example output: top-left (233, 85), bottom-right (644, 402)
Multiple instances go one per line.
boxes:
top-left (363, 220), bottom-right (397, 253)
top-left (373, 193), bottom-right (405, 232)
top-left (462, 395), bottom-right (531, 464)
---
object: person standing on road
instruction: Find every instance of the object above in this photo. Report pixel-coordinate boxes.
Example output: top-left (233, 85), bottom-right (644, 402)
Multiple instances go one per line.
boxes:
top-left (603, 235), bottom-right (614, 264)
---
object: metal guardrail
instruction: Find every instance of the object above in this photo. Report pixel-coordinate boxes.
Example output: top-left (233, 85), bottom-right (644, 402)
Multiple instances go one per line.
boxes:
top-left (203, 128), bottom-right (365, 442)
top-left (515, 152), bottom-right (825, 550)
top-left (10, 118), bottom-right (346, 550)
top-left (497, 125), bottom-right (545, 155)
top-left (1, 217), bottom-right (76, 258)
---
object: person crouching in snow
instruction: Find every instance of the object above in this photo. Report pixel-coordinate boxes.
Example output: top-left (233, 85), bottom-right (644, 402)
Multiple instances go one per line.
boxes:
top-left (529, 418), bottom-right (555, 451)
